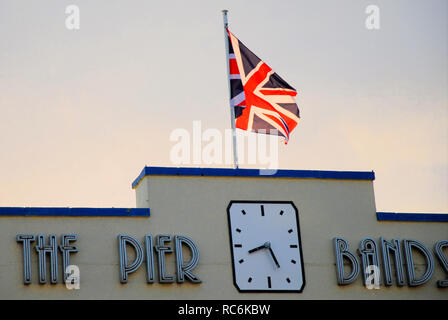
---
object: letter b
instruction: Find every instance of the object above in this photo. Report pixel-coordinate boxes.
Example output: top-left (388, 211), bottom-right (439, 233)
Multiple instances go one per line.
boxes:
top-left (334, 238), bottom-right (360, 285)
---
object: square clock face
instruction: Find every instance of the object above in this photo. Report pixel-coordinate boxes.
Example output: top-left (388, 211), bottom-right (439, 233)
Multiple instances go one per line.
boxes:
top-left (227, 201), bottom-right (305, 292)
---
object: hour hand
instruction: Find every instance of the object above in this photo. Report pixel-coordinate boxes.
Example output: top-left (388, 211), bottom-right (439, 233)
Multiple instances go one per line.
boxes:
top-left (248, 242), bottom-right (269, 254)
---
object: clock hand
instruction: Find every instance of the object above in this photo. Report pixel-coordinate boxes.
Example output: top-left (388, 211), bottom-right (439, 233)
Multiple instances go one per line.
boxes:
top-left (268, 246), bottom-right (281, 268)
top-left (248, 242), bottom-right (270, 254)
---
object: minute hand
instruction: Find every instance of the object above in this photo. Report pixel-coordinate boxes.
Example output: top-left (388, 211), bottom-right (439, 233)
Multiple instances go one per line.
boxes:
top-left (268, 246), bottom-right (281, 268)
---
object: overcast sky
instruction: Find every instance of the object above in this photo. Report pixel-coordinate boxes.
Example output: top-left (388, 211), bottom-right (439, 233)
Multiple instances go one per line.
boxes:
top-left (0, 0), bottom-right (446, 212)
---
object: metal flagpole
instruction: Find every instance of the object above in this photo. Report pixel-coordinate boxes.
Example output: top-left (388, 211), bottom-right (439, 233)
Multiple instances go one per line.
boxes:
top-left (222, 9), bottom-right (239, 169)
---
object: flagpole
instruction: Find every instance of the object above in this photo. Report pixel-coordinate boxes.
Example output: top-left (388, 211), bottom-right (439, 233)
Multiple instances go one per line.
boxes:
top-left (222, 9), bottom-right (239, 169)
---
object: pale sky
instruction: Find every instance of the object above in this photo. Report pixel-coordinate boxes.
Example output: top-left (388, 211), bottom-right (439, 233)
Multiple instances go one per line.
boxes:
top-left (0, 0), bottom-right (447, 213)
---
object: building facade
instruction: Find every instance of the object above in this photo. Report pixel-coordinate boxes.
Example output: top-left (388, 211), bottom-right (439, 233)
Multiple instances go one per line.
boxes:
top-left (0, 166), bottom-right (446, 299)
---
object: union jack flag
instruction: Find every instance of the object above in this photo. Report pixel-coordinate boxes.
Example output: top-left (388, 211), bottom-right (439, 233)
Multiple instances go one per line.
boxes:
top-left (226, 29), bottom-right (300, 143)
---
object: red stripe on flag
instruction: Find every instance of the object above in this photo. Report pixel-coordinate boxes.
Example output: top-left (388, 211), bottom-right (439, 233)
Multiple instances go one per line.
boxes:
top-left (229, 59), bottom-right (239, 75)
top-left (259, 89), bottom-right (297, 97)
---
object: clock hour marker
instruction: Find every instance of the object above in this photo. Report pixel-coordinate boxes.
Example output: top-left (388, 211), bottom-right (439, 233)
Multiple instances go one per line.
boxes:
top-left (288, 229), bottom-right (293, 233)
top-left (248, 277), bottom-right (252, 283)
top-left (279, 210), bottom-right (284, 216)
top-left (236, 228), bottom-right (241, 233)
top-left (261, 205), bottom-right (265, 216)
top-left (290, 244), bottom-right (298, 248)
top-left (286, 278), bottom-right (291, 283)
top-left (291, 259), bottom-right (296, 264)
top-left (239, 259), bottom-right (244, 264)
top-left (267, 276), bottom-right (271, 288)
top-left (241, 210), bottom-right (246, 215)
top-left (234, 244), bottom-right (242, 248)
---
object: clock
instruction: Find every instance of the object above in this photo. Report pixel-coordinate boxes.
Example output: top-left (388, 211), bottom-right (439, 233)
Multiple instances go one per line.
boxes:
top-left (227, 201), bottom-right (305, 292)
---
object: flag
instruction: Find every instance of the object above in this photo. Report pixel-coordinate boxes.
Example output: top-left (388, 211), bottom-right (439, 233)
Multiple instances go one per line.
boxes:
top-left (226, 29), bottom-right (300, 143)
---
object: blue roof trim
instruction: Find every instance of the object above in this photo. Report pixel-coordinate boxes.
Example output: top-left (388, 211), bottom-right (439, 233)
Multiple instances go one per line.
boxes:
top-left (0, 207), bottom-right (150, 217)
top-left (132, 166), bottom-right (375, 189)
top-left (377, 212), bottom-right (448, 222)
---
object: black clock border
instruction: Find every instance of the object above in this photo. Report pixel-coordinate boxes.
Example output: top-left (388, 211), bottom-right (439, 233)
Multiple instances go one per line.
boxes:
top-left (226, 200), bottom-right (306, 293)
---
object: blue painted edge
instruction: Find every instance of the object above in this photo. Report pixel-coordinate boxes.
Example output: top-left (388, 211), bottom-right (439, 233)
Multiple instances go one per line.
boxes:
top-left (0, 207), bottom-right (150, 217)
top-left (377, 212), bottom-right (448, 222)
top-left (132, 166), bottom-right (375, 189)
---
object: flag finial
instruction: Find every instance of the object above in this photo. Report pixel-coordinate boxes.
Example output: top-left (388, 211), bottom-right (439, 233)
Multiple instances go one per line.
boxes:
top-left (221, 10), bottom-right (229, 28)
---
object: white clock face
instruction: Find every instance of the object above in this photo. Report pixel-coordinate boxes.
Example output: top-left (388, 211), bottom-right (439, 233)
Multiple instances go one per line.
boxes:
top-left (227, 201), bottom-right (305, 292)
